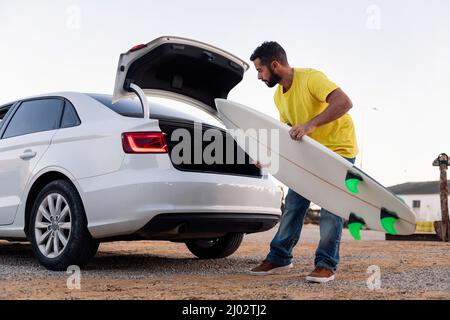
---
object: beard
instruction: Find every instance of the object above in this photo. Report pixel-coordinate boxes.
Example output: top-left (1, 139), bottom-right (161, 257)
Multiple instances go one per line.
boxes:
top-left (264, 68), bottom-right (281, 88)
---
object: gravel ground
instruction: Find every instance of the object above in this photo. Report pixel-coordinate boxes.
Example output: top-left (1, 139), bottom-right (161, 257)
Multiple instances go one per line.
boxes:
top-left (0, 225), bottom-right (449, 300)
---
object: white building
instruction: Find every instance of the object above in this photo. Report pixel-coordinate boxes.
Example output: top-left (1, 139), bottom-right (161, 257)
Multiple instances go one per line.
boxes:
top-left (388, 181), bottom-right (450, 222)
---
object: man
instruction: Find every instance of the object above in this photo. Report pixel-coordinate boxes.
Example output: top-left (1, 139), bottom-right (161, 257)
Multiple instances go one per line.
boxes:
top-left (249, 41), bottom-right (358, 283)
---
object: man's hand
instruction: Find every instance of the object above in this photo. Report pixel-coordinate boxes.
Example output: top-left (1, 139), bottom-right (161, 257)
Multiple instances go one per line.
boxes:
top-left (288, 88), bottom-right (353, 141)
top-left (289, 122), bottom-right (316, 141)
top-left (253, 161), bottom-right (263, 169)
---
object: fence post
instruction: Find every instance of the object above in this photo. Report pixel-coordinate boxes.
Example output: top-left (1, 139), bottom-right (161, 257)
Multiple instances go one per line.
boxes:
top-left (432, 153), bottom-right (449, 242)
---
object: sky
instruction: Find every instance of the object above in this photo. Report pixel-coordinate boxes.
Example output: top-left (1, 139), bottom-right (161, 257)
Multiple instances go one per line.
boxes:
top-left (0, 0), bottom-right (449, 187)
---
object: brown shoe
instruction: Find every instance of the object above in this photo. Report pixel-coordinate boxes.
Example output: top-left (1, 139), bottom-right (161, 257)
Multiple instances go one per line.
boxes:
top-left (306, 267), bottom-right (335, 283)
top-left (250, 260), bottom-right (293, 275)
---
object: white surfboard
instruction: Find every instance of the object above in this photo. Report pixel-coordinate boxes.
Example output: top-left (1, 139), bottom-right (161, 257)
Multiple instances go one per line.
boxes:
top-left (215, 98), bottom-right (416, 240)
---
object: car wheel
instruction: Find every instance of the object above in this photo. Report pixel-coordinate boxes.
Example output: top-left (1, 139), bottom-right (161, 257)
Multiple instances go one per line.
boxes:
top-left (185, 233), bottom-right (244, 259)
top-left (30, 180), bottom-right (99, 271)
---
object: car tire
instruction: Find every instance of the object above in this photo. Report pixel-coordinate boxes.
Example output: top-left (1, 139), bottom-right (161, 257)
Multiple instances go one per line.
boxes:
top-left (185, 233), bottom-right (244, 259)
top-left (29, 180), bottom-right (99, 271)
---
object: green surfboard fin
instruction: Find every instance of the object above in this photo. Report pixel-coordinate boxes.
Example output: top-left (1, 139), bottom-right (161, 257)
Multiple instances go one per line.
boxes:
top-left (348, 213), bottom-right (366, 241)
top-left (345, 171), bottom-right (363, 194)
top-left (380, 208), bottom-right (399, 235)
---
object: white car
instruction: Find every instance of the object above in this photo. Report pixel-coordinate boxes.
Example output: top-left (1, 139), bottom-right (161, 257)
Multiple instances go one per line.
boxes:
top-left (0, 36), bottom-right (282, 270)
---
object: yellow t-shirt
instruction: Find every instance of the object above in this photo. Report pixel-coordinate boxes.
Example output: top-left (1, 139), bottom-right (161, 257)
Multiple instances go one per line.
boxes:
top-left (274, 68), bottom-right (358, 158)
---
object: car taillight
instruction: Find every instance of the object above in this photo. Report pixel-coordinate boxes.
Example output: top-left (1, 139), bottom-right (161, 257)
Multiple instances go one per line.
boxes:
top-left (122, 132), bottom-right (168, 154)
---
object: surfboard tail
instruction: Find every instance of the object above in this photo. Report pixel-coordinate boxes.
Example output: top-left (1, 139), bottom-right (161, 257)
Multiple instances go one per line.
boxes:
top-left (345, 171), bottom-right (364, 194)
top-left (348, 213), bottom-right (366, 240)
top-left (380, 208), bottom-right (399, 235)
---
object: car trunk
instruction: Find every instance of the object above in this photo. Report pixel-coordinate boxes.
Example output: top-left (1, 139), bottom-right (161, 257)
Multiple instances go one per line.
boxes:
top-left (157, 118), bottom-right (262, 178)
top-left (111, 37), bottom-right (257, 177)
top-left (88, 94), bottom-right (261, 178)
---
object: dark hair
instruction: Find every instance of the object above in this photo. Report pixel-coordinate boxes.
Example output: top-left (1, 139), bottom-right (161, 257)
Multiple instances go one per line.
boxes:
top-left (250, 41), bottom-right (288, 66)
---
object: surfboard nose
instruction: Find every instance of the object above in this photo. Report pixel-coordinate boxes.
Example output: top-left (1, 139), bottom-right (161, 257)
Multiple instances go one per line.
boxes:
top-left (214, 98), bottom-right (228, 114)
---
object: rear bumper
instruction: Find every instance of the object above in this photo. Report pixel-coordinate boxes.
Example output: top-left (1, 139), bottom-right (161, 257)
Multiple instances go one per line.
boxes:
top-left (77, 154), bottom-right (283, 239)
top-left (136, 212), bottom-right (280, 240)
top-left (99, 213), bottom-right (280, 242)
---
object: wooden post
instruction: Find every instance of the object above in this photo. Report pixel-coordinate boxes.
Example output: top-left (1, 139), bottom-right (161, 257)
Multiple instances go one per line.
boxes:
top-left (433, 153), bottom-right (449, 242)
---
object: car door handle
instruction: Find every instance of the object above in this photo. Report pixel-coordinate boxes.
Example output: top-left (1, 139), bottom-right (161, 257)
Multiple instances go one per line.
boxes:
top-left (20, 150), bottom-right (37, 160)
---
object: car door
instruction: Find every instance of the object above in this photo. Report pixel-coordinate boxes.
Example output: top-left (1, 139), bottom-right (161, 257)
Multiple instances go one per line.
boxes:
top-left (0, 98), bottom-right (64, 225)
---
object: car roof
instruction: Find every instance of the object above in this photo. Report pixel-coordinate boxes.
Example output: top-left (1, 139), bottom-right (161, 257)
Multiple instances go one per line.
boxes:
top-left (4, 92), bottom-right (223, 127)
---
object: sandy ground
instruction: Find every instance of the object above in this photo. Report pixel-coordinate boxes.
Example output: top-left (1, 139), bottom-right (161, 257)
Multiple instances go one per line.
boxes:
top-left (0, 225), bottom-right (449, 300)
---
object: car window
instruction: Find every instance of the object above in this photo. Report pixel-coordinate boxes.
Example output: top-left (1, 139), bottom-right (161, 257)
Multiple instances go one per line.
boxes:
top-left (60, 100), bottom-right (81, 128)
top-left (0, 105), bottom-right (12, 124)
top-left (89, 93), bottom-right (144, 118)
top-left (88, 93), bottom-right (205, 121)
top-left (0, 105), bottom-right (12, 135)
top-left (3, 99), bottom-right (64, 139)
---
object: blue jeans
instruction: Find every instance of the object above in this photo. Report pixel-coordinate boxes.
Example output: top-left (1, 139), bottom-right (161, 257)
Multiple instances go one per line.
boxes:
top-left (266, 157), bottom-right (356, 272)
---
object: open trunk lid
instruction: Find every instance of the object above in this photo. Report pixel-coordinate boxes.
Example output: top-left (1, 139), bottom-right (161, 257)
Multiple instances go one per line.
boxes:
top-left (113, 36), bottom-right (249, 116)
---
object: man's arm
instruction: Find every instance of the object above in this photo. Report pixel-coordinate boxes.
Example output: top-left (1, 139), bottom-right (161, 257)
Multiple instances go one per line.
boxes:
top-left (289, 88), bottom-right (353, 141)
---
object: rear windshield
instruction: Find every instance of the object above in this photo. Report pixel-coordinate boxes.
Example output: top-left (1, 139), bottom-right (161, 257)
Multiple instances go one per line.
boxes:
top-left (88, 94), bottom-right (145, 118)
top-left (87, 93), bottom-right (213, 124)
